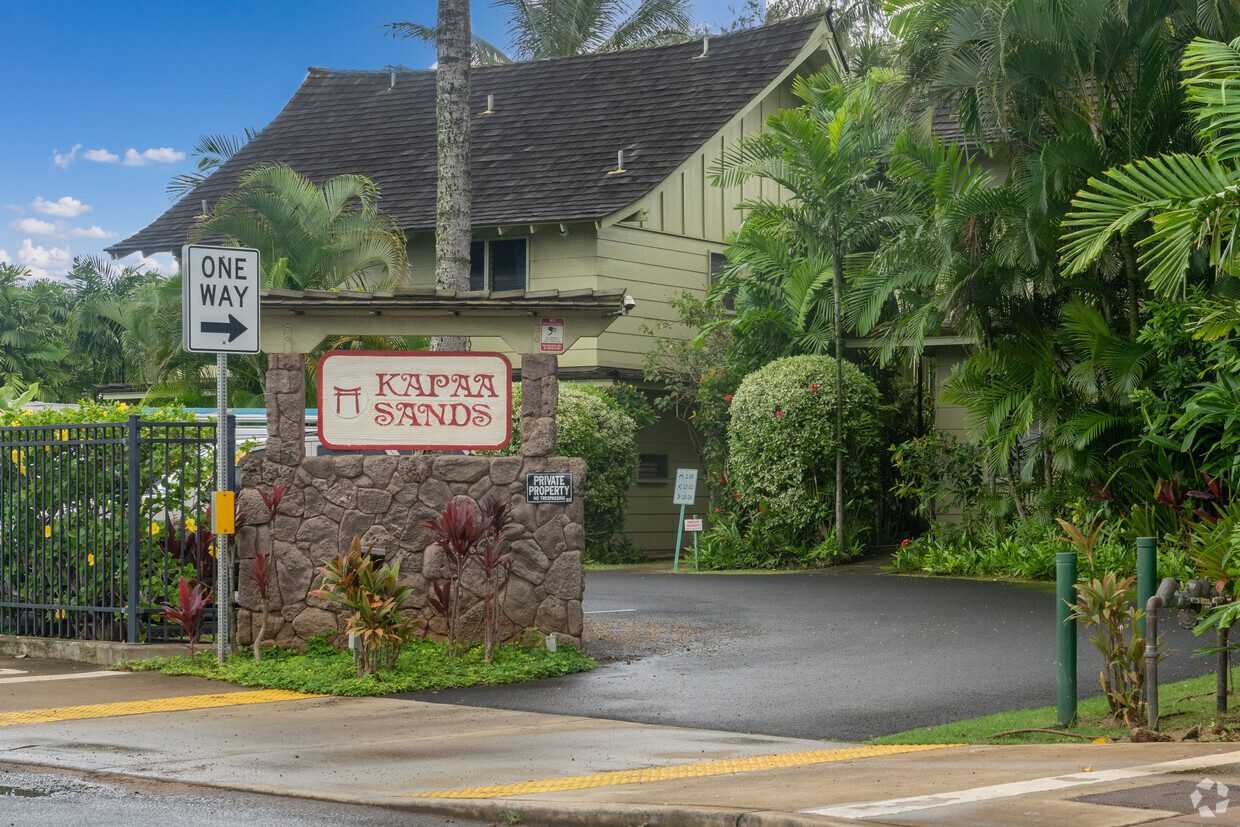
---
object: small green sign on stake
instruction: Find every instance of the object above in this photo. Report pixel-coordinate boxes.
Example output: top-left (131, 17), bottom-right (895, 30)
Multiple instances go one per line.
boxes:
top-left (672, 469), bottom-right (697, 572)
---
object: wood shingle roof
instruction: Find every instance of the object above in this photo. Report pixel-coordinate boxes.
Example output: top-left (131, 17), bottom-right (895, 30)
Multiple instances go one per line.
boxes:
top-left (110, 16), bottom-right (827, 258)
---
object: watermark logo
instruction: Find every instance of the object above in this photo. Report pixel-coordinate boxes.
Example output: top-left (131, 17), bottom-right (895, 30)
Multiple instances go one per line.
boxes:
top-left (1191, 778), bottom-right (1230, 817)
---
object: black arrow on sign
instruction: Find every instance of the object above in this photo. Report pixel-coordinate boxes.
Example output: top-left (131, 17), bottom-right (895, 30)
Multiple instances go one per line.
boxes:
top-left (200, 314), bottom-right (247, 343)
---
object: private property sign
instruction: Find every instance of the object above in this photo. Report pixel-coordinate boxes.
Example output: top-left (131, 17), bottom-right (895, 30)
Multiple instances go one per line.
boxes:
top-left (317, 351), bottom-right (512, 450)
top-left (182, 244), bottom-right (260, 354)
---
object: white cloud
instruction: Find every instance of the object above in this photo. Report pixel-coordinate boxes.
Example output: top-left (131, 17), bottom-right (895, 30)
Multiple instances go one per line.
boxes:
top-left (52, 144), bottom-right (82, 168)
top-left (84, 148), bottom-right (120, 163)
top-left (12, 217), bottom-right (58, 237)
top-left (114, 251), bottom-right (177, 275)
top-left (30, 196), bottom-right (90, 217)
top-left (0, 249), bottom-right (10, 266)
top-left (69, 225), bottom-right (115, 239)
top-left (123, 147), bottom-right (185, 166)
top-left (16, 239), bottom-right (73, 280)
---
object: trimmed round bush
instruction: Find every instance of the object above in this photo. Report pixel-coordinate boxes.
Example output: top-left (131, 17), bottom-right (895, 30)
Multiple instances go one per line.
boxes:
top-left (727, 355), bottom-right (882, 546)
top-left (499, 384), bottom-right (637, 555)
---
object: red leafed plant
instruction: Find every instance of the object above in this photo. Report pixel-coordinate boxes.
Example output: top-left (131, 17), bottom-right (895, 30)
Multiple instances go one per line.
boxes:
top-left (161, 576), bottom-right (213, 657)
top-left (420, 499), bottom-right (494, 656)
top-left (477, 497), bottom-right (515, 662)
top-left (249, 483), bottom-right (287, 661)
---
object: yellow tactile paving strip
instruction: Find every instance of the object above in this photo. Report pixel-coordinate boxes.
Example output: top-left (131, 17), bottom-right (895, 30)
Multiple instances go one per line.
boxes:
top-left (0, 689), bottom-right (322, 727)
top-left (407, 743), bottom-right (958, 799)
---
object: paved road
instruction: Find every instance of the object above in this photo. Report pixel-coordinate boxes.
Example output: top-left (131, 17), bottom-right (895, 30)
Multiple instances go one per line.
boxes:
top-left (0, 764), bottom-right (490, 827)
top-left (396, 565), bottom-right (1215, 741)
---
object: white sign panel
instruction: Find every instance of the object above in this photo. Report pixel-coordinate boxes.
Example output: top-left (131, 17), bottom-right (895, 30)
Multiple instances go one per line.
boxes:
top-left (541, 318), bottom-right (564, 353)
top-left (684, 518), bottom-right (703, 532)
top-left (673, 468), bottom-right (698, 506)
top-left (182, 244), bottom-right (261, 354)
top-left (318, 351), bottom-right (512, 450)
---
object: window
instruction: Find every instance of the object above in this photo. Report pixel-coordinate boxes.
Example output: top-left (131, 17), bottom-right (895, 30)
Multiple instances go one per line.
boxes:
top-left (470, 239), bottom-right (527, 292)
top-left (709, 251), bottom-right (735, 311)
top-left (637, 453), bottom-right (669, 480)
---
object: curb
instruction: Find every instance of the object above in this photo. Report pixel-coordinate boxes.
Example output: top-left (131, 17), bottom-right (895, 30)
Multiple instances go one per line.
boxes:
top-left (0, 757), bottom-right (864, 826)
top-left (0, 636), bottom-right (187, 666)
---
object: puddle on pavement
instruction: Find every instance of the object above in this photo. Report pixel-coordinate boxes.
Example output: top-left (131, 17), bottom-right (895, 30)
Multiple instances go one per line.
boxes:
top-left (0, 785), bottom-right (49, 797)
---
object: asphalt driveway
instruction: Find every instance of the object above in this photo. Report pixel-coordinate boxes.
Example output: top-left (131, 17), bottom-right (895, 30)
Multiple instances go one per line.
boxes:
top-left (396, 561), bottom-right (1216, 741)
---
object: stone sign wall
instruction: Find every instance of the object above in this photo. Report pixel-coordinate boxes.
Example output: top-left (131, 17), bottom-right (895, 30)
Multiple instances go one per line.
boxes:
top-left (233, 353), bottom-right (585, 649)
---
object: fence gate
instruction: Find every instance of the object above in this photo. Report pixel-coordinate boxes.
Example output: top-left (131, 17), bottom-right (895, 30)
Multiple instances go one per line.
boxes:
top-left (0, 414), bottom-right (234, 644)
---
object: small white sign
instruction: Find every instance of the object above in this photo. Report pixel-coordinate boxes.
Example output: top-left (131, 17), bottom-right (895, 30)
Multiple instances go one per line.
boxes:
top-left (684, 518), bottom-right (703, 532)
top-left (673, 468), bottom-right (698, 505)
top-left (182, 244), bottom-right (261, 354)
top-left (541, 318), bottom-right (564, 353)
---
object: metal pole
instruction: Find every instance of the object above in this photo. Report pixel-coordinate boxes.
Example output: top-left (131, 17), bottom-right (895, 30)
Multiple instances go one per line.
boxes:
top-left (1137, 537), bottom-right (1156, 638)
top-left (1219, 624), bottom-right (1230, 713)
top-left (673, 504), bottom-right (686, 572)
top-left (126, 415), bottom-right (141, 644)
top-left (693, 514), bottom-right (699, 571)
top-left (216, 353), bottom-right (230, 663)
top-left (1056, 551), bottom-right (1078, 727)
top-left (1147, 595), bottom-right (1161, 730)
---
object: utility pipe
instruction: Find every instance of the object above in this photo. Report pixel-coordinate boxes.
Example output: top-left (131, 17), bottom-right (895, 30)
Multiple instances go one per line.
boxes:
top-left (1056, 552), bottom-right (1078, 727)
top-left (1146, 577), bottom-right (1183, 730)
top-left (1136, 537), bottom-right (1156, 638)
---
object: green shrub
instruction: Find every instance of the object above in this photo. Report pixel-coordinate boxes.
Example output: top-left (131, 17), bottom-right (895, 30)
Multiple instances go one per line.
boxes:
top-left (498, 384), bottom-right (638, 556)
top-left (726, 356), bottom-right (882, 549)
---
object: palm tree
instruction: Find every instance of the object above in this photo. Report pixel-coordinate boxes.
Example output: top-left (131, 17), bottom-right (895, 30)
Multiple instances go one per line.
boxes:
top-left (190, 163), bottom-right (409, 291)
top-left (710, 67), bottom-right (898, 551)
top-left (391, 0), bottom-right (691, 65)
top-left (0, 266), bottom-right (70, 399)
top-left (166, 130), bottom-right (257, 202)
top-left (1062, 36), bottom-right (1240, 298)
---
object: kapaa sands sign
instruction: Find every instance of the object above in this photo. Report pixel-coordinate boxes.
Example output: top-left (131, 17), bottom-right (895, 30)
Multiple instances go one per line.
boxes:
top-left (317, 351), bottom-right (512, 450)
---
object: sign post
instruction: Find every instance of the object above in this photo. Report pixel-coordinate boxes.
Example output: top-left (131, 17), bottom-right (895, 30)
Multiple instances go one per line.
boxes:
top-left (672, 469), bottom-right (698, 572)
top-left (182, 244), bottom-right (261, 664)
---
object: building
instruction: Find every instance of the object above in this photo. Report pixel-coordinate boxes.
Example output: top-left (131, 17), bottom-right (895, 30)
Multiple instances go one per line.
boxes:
top-left (108, 15), bottom-right (837, 553)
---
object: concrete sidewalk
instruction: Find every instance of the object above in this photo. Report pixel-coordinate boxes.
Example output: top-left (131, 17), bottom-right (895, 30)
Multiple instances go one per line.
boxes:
top-left (1, 657), bottom-right (1239, 825)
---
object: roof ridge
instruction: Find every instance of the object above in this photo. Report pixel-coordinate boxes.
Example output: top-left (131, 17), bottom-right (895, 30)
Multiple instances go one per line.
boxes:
top-left (306, 14), bottom-right (824, 77)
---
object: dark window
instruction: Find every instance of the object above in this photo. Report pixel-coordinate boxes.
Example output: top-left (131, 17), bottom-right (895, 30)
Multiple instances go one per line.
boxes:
top-left (638, 453), bottom-right (669, 480)
top-left (469, 239), bottom-right (527, 292)
top-left (709, 251), bottom-right (735, 311)
top-left (469, 240), bottom-right (486, 291)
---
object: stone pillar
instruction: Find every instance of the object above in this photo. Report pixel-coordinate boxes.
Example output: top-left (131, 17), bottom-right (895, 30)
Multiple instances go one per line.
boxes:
top-left (265, 353), bottom-right (306, 467)
top-left (520, 353), bottom-right (558, 458)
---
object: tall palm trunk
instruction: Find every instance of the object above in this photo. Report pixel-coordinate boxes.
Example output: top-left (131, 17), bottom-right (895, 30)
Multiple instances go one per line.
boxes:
top-left (831, 228), bottom-right (845, 553)
top-left (434, 0), bottom-right (472, 351)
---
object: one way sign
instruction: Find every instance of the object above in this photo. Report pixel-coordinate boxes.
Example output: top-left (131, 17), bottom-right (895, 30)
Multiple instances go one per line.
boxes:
top-left (182, 244), bottom-right (261, 354)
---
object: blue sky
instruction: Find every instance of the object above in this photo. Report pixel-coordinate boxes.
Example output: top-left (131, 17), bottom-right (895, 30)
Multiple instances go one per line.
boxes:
top-left (0, 1), bottom-right (740, 281)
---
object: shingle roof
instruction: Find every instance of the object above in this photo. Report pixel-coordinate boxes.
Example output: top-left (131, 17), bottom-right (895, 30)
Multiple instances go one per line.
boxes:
top-left (110, 17), bottom-right (827, 258)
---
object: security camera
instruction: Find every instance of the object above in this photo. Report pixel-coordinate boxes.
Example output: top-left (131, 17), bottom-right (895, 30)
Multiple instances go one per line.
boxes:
top-left (623, 294), bottom-right (636, 314)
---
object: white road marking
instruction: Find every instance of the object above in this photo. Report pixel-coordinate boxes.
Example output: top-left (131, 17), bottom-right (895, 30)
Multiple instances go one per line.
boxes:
top-left (803, 749), bottom-right (1240, 819)
top-left (0, 669), bottom-right (27, 676)
top-left (584, 609), bottom-right (637, 614)
top-left (0, 671), bottom-right (129, 685)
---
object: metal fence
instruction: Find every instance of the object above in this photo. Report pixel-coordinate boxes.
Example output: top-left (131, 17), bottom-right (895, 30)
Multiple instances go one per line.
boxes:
top-left (0, 415), bottom-right (234, 644)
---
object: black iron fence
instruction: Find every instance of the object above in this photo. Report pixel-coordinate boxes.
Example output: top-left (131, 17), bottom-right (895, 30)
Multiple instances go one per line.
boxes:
top-left (0, 414), bottom-right (234, 644)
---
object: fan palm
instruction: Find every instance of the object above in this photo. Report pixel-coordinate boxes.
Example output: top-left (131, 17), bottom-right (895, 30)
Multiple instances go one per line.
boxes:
top-left (190, 163), bottom-right (409, 292)
top-left (166, 130), bottom-right (256, 202)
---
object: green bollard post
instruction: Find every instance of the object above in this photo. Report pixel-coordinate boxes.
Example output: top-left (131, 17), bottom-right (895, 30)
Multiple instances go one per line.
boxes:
top-left (1056, 551), bottom-right (1078, 728)
top-left (1136, 536), bottom-right (1156, 639)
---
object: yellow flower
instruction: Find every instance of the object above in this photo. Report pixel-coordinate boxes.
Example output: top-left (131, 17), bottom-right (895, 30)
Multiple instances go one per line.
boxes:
top-left (117, 403), bottom-right (129, 411)
top-left (184, 517), bottom-right (197, 533)
top-left (150, 522), bottom-right (160, 536)
top-left (44, 525), bottom-right (51, 539)
top-left (20, 409), bottom-right (31, 415)
top-left (54, 610), bottom-right (64, 620)
top-left (87, 553), bottom-right (95, 566)
top-left (59, 430), bottom-right (69, 441)
top-left (9, 450), bottom-right (16, 464)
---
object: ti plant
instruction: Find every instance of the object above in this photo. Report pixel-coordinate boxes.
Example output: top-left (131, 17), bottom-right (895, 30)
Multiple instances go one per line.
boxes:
top-left (1059, 516), bottom-right (1159, 724)
top-left (309, 536), bottom-right (414, 676)
top-left (420, 499), bottom-right (494, 656)
top-left (160, 575), bottom-right (213, 657)
top-left (478, 497), bottom-right (515, 662)
top-left (249, 483), bottom-right (287, 661)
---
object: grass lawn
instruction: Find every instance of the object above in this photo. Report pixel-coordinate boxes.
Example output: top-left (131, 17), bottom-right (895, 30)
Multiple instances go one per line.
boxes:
top-left (873, 672), bottom-right (1240, 745)
top-left (121, 636), bottom-right (594, 696)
